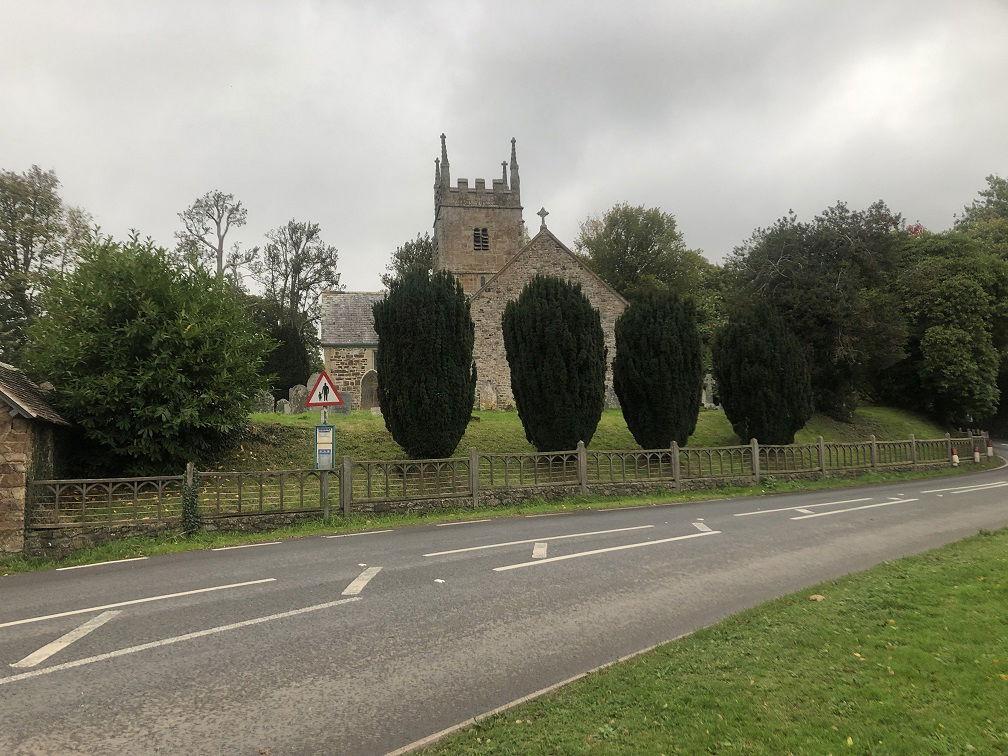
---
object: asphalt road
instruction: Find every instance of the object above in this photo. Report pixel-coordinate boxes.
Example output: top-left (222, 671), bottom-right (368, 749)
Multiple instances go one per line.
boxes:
top-left (2, 457), bottom-right (1007, 755)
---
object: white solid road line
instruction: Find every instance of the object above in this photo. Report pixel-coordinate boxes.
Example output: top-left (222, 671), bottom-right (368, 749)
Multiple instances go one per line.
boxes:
top-left (692, 522), bottom-right (713, 533)
top-left (323, 530), bottom-right (393, 539)
top-left (0, 597), bottom-right (360, 687)
top-left (493, 530), bottom-right (720, 572)
top-left (341, 566), bottom-right (382, 596)
top-left (11, 610), bottom-right (121, 668)
top-left (423, 525), bottom-right (653, 557)
top-left (0, 578), bottom-right (276, 630)
top-left (210, 541), bottom-right (282, 551)
top-left (531, 542), bottom-right (548, 559)
top-left (791, 499), bottom-right (919, 520)
top-left (436, 519), bottom-right (492, 527)
top-left (56, 557), bottom-right (148, 571)
top-left (920, 480), bottom-right (1006, 494)
top-left (733, 497), bottom-right (872, 517)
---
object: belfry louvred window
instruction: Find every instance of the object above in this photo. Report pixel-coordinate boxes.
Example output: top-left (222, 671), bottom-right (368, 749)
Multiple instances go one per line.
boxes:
top-left (473, 227), bottom-right (489, 251)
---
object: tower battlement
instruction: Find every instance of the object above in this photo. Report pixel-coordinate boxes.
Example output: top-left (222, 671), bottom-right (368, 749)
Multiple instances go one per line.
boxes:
top-left (432, 134), bottom-right (526, 295)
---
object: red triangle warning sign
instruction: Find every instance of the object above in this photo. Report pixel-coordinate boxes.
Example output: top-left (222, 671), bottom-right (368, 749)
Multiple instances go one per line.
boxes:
top-left (305, 371), bottom-right (344, 407)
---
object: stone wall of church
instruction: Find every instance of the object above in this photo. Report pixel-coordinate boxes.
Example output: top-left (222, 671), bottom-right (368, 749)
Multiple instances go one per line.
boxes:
top-left (470, 232), bottom-right (627, 409)
top-left (323, 347), bottom-right (375, 410)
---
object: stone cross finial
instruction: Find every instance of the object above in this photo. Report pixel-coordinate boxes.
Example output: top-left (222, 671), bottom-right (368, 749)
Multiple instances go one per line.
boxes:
top-left (537, 207), bottom-right (549, 229)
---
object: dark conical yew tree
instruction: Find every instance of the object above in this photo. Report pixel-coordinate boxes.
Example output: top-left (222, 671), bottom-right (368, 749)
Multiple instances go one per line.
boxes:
top-left (613, 292), bottom-right (703, 448)
top-left (712, 303), bottom-right (814, 444)
top-left (502, 275), bottom-right (607, 451)
top-left (372, 268), bottom-right (476, 458)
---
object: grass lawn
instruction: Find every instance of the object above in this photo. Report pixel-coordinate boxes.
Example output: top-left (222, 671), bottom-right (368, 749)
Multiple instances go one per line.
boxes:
top-left (428, 527), bottom-right (1008, 754)
top-left (223, 406), bottom-right (952, 471)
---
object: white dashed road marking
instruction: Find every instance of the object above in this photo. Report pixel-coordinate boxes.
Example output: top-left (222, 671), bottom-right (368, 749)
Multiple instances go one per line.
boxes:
top-left (423, 525), bottom-right (653, 557)
top-left (341, 566), bottom-right (382, 596)
top-left (436, 519), bottom-right (492, 527)
top-left (920, 481), bottom-right (1006, 493)
top-left (734, 498), bottom-right (871, 517)
top-left (692, 522), bottom-right (712, 533)
top-left (56, 557), bottom-right (148, 571)
top-left (0, 579), bottom-right (277, 630)
top-left (323, 530), bottom-right (393, 539)
top-left (11, 610), bottom-right (121, 668)
top-left (790, 499), bottom-right (919, 520)
top-left (0, 598), bottom-right (360, 687)
top-left (531, 542), bottom-right (548, 559)
top-left (211, 542), bottom-right (281, 551)
top-left (494, 530), bottom-right (720, 572)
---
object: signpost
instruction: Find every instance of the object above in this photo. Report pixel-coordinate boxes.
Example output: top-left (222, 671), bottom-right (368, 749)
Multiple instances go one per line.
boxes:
top-left (306, 371), bottom-right (344, 517)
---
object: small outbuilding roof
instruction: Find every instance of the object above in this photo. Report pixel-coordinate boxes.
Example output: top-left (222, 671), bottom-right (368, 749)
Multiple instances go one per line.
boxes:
top-left (0, 362), bottom-right (70, 426)
top-left (320, 291), bottom-right (385, 347)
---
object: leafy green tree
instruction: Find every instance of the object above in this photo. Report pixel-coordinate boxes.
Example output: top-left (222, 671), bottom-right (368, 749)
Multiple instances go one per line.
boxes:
top-left (25, 232), bottom-right (271, 474)
top-left (372, 268), bottom-right (476, 458)
top-left (381, 232), bottom-right (434, 287)
top-left (712, 303), bottom-right (814, 444)
top-left (956, 174), bottom-right (1008, 229)
top-left (0, 166), bottom-right (87, 362)
top-left (613, 292), bottom-right (703, 448)
top-left (575, 203), bottom-right (709, 301)
top-left (727, 201), bottom-right (907, 420)
top-left (254, 219), bottom-right (342, 322)
top-left (880, 230), bottom-right (1006, 425)
top-left (243, 294), bottom-right (313, 399)
top-left (502, 275), bottom-right (606, 451)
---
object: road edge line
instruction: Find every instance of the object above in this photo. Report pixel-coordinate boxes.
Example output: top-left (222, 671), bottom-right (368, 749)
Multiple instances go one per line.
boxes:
top-left (384, 632), bottom-right (691, 755)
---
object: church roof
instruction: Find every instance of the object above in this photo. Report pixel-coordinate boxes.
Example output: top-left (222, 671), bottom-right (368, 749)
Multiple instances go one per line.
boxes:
top-left (0, 362), bottom-right (70, 426)
top-left (320, 291), bottom-right (384, 347)
top-left (469, 226), bottom-right (629, 306)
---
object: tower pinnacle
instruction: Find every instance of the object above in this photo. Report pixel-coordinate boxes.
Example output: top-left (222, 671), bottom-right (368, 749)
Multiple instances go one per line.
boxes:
top-left (509, 137), bottom-right (520, 200)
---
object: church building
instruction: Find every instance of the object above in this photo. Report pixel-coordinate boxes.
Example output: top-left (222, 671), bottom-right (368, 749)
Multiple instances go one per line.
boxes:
top-left (321, 135), bottom-right (627, 410)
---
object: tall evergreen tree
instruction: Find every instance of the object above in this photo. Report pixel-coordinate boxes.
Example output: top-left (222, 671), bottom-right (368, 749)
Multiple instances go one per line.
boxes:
top-left (372, 268), bottom-right (476, 458)
top-left (713, 303), bottom-right (814, 444)
top-left (502, 275), bottom-right (606, 451)
top-left (613, 292), bottom-right (703, 448)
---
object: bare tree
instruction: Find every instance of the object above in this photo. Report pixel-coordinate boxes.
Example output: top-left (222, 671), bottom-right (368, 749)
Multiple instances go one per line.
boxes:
top-left (175, 190), bottom-right (252, 281)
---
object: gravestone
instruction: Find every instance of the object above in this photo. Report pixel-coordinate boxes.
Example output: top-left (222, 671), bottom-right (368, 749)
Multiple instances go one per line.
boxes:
top-left (289, 385), bottom-right (309, 414)
top-left (306, 373), bottom-right (321, 393)
top-left (276, 399), bottom-right (292, 415)
top-left (332, 394), bottom-right (352, 415)
top-left (251, 389), bottom-right (275, 413)
top-left (369, 406), bottom-right (382, 416)
top-left (360, 370), bottom-right (379, 411)
top-left (701, 373), bottom-right (719, 409)
top-left (478, 380), bottom-right (497, 410)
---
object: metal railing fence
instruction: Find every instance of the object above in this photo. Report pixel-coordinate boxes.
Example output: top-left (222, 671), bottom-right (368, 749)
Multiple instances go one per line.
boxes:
top-left (27, 432), bottom-right (987, 527)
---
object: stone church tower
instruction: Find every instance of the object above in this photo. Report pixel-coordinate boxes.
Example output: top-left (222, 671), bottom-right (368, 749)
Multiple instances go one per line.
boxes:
top-left (432, 135), bottom-right (525, 294)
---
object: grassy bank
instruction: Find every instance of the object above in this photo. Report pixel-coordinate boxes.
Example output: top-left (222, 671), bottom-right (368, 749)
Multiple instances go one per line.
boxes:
top-left (219, 406), bottom-right (951, 471)
top-left (428, 527), bottom-right (1008, 754)
top-left (3, 459), bottom-right (998, 576)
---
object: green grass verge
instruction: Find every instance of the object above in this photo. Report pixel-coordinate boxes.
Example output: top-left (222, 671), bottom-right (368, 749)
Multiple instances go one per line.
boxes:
top-left (427, 527), bottom-right (1008, 754)
top-left (2, 459), bottom-right (998, 577)
top-left (225, 406), bottom-right (951, 471)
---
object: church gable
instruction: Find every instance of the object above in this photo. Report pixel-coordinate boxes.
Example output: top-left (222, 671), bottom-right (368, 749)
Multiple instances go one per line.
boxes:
top-left (469, 226), bottom-right (627, 409)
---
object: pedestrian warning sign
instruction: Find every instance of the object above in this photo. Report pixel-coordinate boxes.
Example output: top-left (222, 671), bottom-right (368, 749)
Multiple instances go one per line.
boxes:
top-left (306, 371), bottom-right (344, 407)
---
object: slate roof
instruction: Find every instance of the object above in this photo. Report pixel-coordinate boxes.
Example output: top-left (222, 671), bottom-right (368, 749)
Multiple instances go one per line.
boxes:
top-left (320, 291), bottom-right (384, 347)
top-left (0, 362), bottom-right (70, 425)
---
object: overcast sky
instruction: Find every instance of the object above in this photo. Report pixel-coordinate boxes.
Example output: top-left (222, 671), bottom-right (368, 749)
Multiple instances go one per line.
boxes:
top-left (3, 1), bottom-right (1007, 290)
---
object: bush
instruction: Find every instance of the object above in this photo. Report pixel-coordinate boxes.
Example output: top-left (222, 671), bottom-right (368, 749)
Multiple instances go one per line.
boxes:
top-left (712, 303), bottom-right (814, 444)
top-left (25, 234), bottom-right (271, 473)
top-left (613, 292), bottom-right (703, 447)
top-left (502, 275), bottom-right (606, 451)
top-left (372, 268), bottom-right (476, 458)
